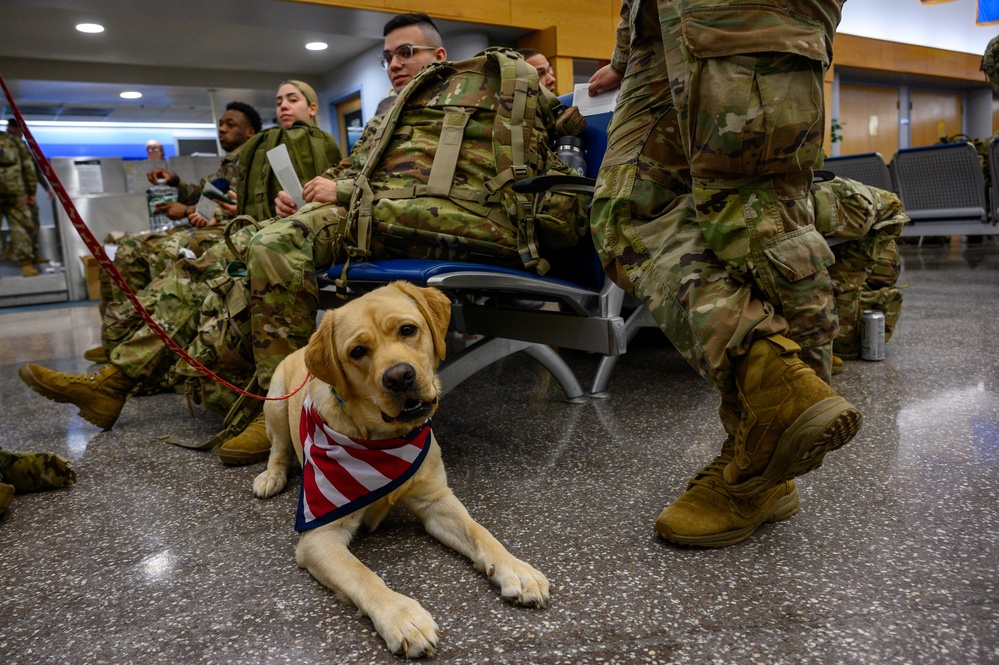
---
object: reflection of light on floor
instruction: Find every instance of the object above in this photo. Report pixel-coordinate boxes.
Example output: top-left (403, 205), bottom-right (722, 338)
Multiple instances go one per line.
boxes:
top-left (65, 419), bottom-right (93, 456)
top-left (141, 550), bottom-right (175, 581)
top-left (896, 383), bottom-right (999, 466)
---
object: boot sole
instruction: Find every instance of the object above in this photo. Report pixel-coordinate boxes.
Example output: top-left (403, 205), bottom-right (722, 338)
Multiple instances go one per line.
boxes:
top-left (217, 448), bottom-right (270, 465)
top-left (17, 366), bottom-right (119, 430)
top-left (728, 396), bottom-right (861, 498)
top-left (654, 490), bottom-right (800, 548)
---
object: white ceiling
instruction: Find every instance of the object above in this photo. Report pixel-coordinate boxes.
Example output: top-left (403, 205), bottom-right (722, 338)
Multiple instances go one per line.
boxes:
top-left (0, 0), bottom-right (527, 124)
top-left (0, 0), bottom-right (995, 125)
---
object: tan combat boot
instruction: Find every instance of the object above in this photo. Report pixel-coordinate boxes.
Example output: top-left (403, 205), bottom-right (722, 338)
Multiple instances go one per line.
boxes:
top-left (0, 480), bottom-right (13, 515)
top-left (831, 355), bottom-right (844, 375)
top-left (654, 437), bottom-right (800, 547)
top-left (725, 334), bottom-right (861, 497)
top-left (18, 363), bottom-right (137, 430)
top-left (218, 413), bottom-right (271, 465)
top-left (84, 346), bottom-right (109, 363)
top-left (20, 260), bottom-right (38, 277)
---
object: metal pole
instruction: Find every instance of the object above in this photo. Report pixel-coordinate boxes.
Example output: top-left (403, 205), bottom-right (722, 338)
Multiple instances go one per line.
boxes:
top-left (207, 88), bottom-right (222, 155)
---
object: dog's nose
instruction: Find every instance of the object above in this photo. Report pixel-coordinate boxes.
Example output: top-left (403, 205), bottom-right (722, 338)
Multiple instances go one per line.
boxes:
top-left (382, 363), bottom-right (416, 393)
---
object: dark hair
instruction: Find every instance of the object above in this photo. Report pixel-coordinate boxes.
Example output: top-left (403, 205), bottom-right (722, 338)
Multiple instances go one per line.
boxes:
top-left (516, 48), bottom-right (542, 59)
top-left (225, 101), bottom-right (263, 133)
top-left (6, 117), bottom-right (19, 128)
top-left (383, 13), bottom-right (442, 47)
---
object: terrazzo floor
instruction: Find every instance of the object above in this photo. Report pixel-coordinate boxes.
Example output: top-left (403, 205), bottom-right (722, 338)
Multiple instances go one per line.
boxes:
top-left (1, 241), bottom-right (997, 664)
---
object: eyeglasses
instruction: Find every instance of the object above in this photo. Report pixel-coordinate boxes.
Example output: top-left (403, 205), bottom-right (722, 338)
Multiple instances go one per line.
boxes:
top-left (378, 44), bottom-right (437, 69)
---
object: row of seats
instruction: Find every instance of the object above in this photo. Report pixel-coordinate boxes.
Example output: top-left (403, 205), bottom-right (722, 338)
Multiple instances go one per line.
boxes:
top-left (823, 139), bottom-right (999, 238)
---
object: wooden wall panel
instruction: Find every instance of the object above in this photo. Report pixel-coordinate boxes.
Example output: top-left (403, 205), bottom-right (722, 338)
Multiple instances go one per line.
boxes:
top-left (839, 83), bottom-right (899, 158)
top-left (910, 90), bottom-right (963, 147)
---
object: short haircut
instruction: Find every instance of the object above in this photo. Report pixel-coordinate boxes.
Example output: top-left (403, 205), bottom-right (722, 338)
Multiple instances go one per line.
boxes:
top-left (383, 13), bottom-right (442, 47)
top-left (6, 117), bottom-right (20, 128)
top-left (225, 101), bottom-right (263, 133)
top-left (516, 48), bottom-right (542, 60)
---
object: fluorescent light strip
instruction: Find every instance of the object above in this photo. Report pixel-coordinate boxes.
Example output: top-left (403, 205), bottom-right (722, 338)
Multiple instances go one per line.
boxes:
top-left (7, 121), bottom-right (216, 129)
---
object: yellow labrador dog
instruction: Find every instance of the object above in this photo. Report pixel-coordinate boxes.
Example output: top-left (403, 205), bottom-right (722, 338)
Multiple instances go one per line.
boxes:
top-left (253, 281), bottom-right (549, 657)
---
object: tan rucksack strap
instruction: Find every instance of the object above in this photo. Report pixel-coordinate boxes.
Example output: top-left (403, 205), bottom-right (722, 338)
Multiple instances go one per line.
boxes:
top-left (427, 107), bottom-right (475, 197)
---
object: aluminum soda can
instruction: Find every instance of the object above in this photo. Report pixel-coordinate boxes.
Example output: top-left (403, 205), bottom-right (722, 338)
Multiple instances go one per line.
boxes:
top-left (860, 310), bottom-right (885, 361)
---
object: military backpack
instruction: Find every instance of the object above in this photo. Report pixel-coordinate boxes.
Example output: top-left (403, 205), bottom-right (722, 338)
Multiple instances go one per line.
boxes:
top-left (332, 47), bottom-right (590, 277)
top-left (235, 121), bottom-right (342, 222)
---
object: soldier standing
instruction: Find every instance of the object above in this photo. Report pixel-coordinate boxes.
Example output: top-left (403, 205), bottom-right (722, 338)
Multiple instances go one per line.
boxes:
top-left (0, 122), bottom-right (38, 277)
top-left (587, 0), bottom-right (860, 547)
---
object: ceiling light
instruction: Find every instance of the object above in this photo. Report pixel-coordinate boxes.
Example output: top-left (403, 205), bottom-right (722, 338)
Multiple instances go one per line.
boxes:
top-left (120, 91), bottom-right (142, 99)
top-left (76, 23), bottom-right (105, 34)
top-left (306, 42), bottom-right (328, 51)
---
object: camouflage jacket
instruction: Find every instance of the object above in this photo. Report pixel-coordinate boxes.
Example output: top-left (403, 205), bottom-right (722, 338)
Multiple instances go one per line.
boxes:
top-left (610, 0), bottom-right (844, 72)
top-left (0, 132), bottom-right (36, 196)
top-left (175, 144), bottom-right (244, 222)
top-left (322, 113), bottom-right (385, 207)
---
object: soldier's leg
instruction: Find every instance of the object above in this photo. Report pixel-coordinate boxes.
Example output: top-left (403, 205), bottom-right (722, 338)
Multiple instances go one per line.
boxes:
top-left (6, 194), bottom-right (37, 275)
top-left (245, 203), bottom-right (343, 391)
top-left (661, 1), bottom-right (858, 496)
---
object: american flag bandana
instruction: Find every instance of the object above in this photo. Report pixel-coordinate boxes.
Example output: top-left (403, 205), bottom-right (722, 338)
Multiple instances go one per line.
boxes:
top-left (295, 392), bottom-right (432, 532)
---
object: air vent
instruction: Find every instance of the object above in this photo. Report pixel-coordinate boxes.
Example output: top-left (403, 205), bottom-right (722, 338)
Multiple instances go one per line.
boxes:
top-left (15, 104), bottom-right (62, 116)
top-left (59, 106), bottom-right (114, 118)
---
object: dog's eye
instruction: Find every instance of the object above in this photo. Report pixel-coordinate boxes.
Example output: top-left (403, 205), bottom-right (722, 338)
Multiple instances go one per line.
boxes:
top-left (399, 324), bottom-right (417, 337)
top-left (349, 345), bottom-right (367, 360)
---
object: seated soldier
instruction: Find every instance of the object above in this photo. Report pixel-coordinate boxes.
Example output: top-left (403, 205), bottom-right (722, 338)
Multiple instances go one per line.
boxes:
top-left (87, 101), bottom-right (262, 363)
top-left (17, 15), bottom-right (584, 466)
top-left (19, 79), bottom-right (339, 437)
top-left (517, 48), bottom-right (557, 94)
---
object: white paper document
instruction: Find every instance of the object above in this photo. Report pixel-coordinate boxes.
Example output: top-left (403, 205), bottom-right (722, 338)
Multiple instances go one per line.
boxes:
top-left (194, 195), bottom-right (219, 221)
top-left (572, 83), bottom-right (619, 117)
top-left (266, 143), bottom-right (305, 206)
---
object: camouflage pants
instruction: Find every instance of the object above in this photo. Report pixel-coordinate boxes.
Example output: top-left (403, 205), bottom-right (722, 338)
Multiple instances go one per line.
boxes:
top-left (99, 224), bottom-right (225, 317)
top-left (592, 0), bottom-right (839, 394)
top-left (106, 238), bottom-right (236, 387)
top-left (1, 193), bottom-right (35, 262)
top-left (245, 202), bottom-right (343, 390)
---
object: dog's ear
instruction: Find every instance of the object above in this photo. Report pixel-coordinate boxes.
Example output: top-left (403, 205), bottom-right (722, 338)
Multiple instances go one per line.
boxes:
top-left (304, 310), bottom-right (350, 397)
top-left (393, 281), bottom-right (451, 361)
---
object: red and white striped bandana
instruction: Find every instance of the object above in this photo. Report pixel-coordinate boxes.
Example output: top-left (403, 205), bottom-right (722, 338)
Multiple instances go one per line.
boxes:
top-left (295, 391), bottom-right (431, 532)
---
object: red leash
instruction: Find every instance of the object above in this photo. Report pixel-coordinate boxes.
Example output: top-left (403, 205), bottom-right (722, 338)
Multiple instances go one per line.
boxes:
top-left (0, 73), bottom-right (306, 401)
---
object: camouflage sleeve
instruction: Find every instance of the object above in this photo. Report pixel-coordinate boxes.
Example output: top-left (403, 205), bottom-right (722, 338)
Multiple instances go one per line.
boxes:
top-left (175, 179), bottom-right (202, 205)
top-left (17, 140), bottom-right (37, 192)
top-left (610, 0), bottom-right (631, 74)
top-left (329, 114), bottom-right (386, 206)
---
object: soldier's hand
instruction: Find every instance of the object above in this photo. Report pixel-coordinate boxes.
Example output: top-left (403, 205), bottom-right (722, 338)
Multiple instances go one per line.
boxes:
top-left (275, 190), bottom-right (298, 217)
top-left (156, 201), bottom-right (189, 220)
top-left (147, 168), bottom-right (179, 186)
top-left (26, 195), bottom-right (36, 206)
top-left (588, 65), bottom-right (623, 96)
top-left (302, 176), bottom-right (337, 204)
top-left (217, 191), bottom-right (237, 218)
top-left (189, 211), bottom-right (214, 227)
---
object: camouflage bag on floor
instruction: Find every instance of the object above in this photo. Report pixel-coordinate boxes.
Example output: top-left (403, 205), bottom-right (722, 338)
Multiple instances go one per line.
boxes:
top-left (329, 47), bottom-right (590, 278)
top-left (812, 176), bottom-right (908, 358)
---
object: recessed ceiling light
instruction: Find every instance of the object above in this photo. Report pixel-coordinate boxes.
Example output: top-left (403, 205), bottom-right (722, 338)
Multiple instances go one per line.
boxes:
top-left (120, 91), bottom-right (142, 99)
top-left (306, 42), bottom-right (328, 51)
top-left (76, 23), bottom-right (105, 34)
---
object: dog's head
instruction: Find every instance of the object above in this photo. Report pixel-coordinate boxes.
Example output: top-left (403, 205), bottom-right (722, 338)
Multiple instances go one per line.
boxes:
top-left (304, 281), bottom-right (451, 437)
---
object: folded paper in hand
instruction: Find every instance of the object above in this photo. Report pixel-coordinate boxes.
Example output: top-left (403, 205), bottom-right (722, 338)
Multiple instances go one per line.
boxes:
top-left (266, 143), bottom-right (305, 207)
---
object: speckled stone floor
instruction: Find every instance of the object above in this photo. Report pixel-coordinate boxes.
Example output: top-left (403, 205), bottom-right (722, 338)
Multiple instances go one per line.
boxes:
top-left (1, 241), bottom-right (997, 665)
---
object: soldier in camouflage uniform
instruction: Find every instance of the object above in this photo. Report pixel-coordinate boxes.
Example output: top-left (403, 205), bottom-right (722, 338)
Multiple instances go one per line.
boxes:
top-left (0, 446), bottom-right (76, 517)
top-left (91, 102), bottom-right (263, 363)
top-left (6, 118), bottom-right (52, 264)
top-left (18, 88), bottom-right (334, 434)
top-left (587, 0), bottom-right (860, 548)
top-left (0, 125), bottom-right (39, 277)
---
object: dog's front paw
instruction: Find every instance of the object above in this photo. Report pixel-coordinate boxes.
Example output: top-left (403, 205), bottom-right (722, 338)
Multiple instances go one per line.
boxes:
top-left (370, 593), bottom-right (441, 658)
top-left (489, 559), bottom-right (550, 608)
top-left (252, 468), bottom-right (287, 499)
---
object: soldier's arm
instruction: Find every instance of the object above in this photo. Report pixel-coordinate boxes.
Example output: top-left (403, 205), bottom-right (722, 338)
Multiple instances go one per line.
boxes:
top-left (18, 141), bottom-right (38, 192)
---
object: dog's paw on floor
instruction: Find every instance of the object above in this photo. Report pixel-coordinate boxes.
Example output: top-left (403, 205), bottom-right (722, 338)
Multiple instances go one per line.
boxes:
top-left (371, 593), bottom-right (441, 658)
top-left (491, 559), bottom-right (550, 608)
top-left (253, 469), bottom-right (288, 498)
